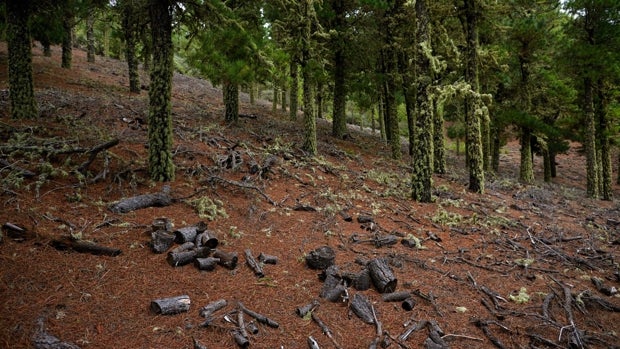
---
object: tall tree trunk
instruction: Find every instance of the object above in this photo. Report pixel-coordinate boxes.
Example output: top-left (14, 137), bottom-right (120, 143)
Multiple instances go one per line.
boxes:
top-left (289, 59), bottom-right (299, 121)
top-left (147, 0), bottom-right (175, 181)
top-left (398, 52), bottom-right (415, 157)
top-left (411, 0), bottom-right (433, 202)
top-left (584, 77), bottom-right (599, 198)
top-left (87, 11), bottom-right (96, 63)
top-left (519, 127), bottom-right (534, 184)
top-left (141, 26), bottom-right (152, 71)
top-left (7, 0), bottom-right (37, 119)
top-left (596, 80), bottom-right (612, 200)
top-left (272, 85), bottom-right (279, 114)
top-left (382, 46), bottom-right (400, 160)
top-left (378, 94), bottom-right (386, 141)
top-left (61, 13), bottom-right (73, 69)
top-left (123, 1), bottom-right (140, 93)
top-left (316, 82), bottom-right (324, 120)
top-left (301, 2), bottom-right (316, 155)
top-left (249, 83), bottom-right (255, 105)
top-left (433, 96), bottom-right (446, 174)
top-left (331, 0), bottom-right (347, 139)
top-left (463, 0), bottom-right (484, 193)
top-left (280, 86), bottom-right (287, 112)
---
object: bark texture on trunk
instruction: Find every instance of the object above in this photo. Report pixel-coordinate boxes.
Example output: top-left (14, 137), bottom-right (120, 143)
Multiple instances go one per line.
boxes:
top-left (519, 127), bottom-right (534, 184)
top-left (61, 13), bottom-right (73, 69)
top-left (223, 81), bottom-right (239, 123)
top-left (86, 12), bottom-right (96, 63)
top-left (331, 0), bottom-right (347, 139)
top-left (584, 77), bottom-right (599, 198)
top-left (147, 0), bottom-right (175, 181)
top-left (123, 2), bottom-right (140, 93)
top-left (7, 0), bottom-right (37, 119)
top-left (289, 59), bottom-right (299, 121)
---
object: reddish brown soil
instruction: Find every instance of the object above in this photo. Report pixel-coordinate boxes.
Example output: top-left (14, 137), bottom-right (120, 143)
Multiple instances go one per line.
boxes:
top-left (1, 43), bottom-right (619, 349)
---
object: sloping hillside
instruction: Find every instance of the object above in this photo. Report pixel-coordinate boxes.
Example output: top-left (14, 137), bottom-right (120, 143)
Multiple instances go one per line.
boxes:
top-left (1, 43), bottom-right (619, 349)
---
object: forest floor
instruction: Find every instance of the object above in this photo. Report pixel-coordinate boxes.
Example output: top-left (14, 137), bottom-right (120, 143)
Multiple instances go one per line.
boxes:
top-left (0, 43), bottom-right (619, 349)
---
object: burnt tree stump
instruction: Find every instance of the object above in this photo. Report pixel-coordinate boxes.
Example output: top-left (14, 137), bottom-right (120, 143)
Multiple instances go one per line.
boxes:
top-left (368, 258), bottom-right (397, 293)
top-left (150, 295), bottom-right (191, 315)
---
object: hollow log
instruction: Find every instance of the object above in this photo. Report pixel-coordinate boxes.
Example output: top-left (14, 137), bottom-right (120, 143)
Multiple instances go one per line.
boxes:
top-left (151, 230), bottom-right (175, 253)
top-left (199, 299), bottom-right (227, 320)
top-left (108, 186), bottom-right (172, 213)
top-left (232, 330), bottom-right (249, 348)
top-left (306, 246), bottom-right (335, 270)
top-left (244, 249), bottom-right (264, 277)
top-left (258, 252), bottom-right (278, 264)
top-left (50, 238), bottom-right (122, 257)
top-left (195, 229), bottom-right (218, 249)
top-left (368, 258), bottom-right (397, 293)
top-left (213, 250), bottom-right (238, 270)
top-left (174, 222), bottom-right (207, 244)
top-left (402, 298), bottom-right (416, 311)
top-left (150, 295), bottom-right (191, 315)
top-left (350, 293), bottom-right (375, 324)
top-left (194, 257), bottom-right (220, 271)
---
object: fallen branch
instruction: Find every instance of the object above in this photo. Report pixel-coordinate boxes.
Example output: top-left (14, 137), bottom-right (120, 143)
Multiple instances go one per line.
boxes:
top-left (311, 312), bottom-right (343, 349)
top-left (238, 302), bottom-right (279, 328)
top-left (109, 185), bottom-right (172, 213)
top-left (77, 138), bottom-right (119, 174)
top-left (50, 237), bottom-right (122, 257)
top-left (0, 158), bottom-right (36, 178)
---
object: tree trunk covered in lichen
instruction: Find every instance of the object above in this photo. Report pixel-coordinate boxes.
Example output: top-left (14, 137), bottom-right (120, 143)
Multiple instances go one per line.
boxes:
top-left (481, 109), bottom-right (491, 172)
top-left (411, 0), bottom-right (433, 203)
top-left (123, 1), bottom-right (140, 93)
top-left (463, 0), bottom-right (484, 193)
top-left (87, 12), bottom-right (96, 63)
top-left (381, 9), bottom-right (401, 161)
top-left (7, 0), bottom-right (37, 119)
top-left (331, 0), bottom-right (347, 139)
top-left (272, 85), bottom-right (279, 114)
top-left (433, 96), bottom-right (446, 174)
top-left (300, 1), bottom-right (316, 155)
top-left (223, 81), bottom-right (239, 123)
top-left (147, 0), bottom-right (175, 182)
top-left (543, 148), bottom-right (552, 182)
top-left (378, 95), bottom-right (386, 141)
top-left (584, 77), bottom-right (598, 198)
top-left (398, 52), bottom-right (415, 157)
top-left (519, 127), bottom-right (534, 184)
top-left (61, 13), bottom-right (73, 69)
top-left (289, 59), bottom-right (299, 121)
top-left (596, 81), bottom-right (612, 200)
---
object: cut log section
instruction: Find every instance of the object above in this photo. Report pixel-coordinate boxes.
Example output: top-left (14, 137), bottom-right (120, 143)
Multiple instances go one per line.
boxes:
top-left (174, 221), bottom-right (207, 244)
top-left (150, 295), bottom-right (191, 315)
top-left (195, 229), bottom-right (218, 249)
top-left (368, 258), bottom-right (397, 293)
top-left (402, 298), bottom-right (416, 311)
top-left (213, 250), bottom-right (238, 270)
top-left (350, 293), bottom-right (375, 324)
top-left (296, 300), bottom-right (320, 318)
top-left (195, 257), bottom-right (220, 271)
top-left (151, 230), bottom-right (175, 253)
top-left (373, 234), bottom-right (398, 248)
top-left (199, 299), bottom-right (228, 318)
top-left (258, 252), bottom-right (278, 264)
top-left (342, 269), bottom-right (372, 291)
top-left (109, 185), bottom-right (172, 213)
top-left (167, 250), bottom-right (198, 267)
top-left (381, 291), bottom-right (411, 302)
top-left (306, 246), bottom-right (335, 270)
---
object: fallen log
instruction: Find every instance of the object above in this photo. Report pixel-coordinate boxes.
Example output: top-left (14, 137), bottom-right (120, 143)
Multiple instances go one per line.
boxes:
top-left (382, 291), bottom-right (411, 302)
top-left (258, 252), bottom-right (278, 264)
top-left (199, 299), bottom-right (228, 318)
top-left (195, 229), bottom-right (218, 249)
top-left (167, 250), bottom-right (198, 267)
top-left (50, 237), bottom-right (122, 257)
top-left (109, 185), bottom-right (172, 213)
top-left (174, 222), bottom-right (208, 244)
top-left (374, 234), bottom-right (398, 248)
top-left (402, 298), bottom-right (416, 311)
top-left (232, 330), bottom-right (249, 348)
top-left (368, 258), bottom-right (397, 293)
top-left (150, 295), bottom-right (191, 315)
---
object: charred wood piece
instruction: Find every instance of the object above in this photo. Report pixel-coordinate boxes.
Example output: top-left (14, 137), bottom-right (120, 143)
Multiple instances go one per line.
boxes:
top-left (293, 203), bottom-right (317, 211)
top-left (232, 330), bottom-right (249, 348)
top-left (368, 258), bottom-right (397, 293)
top-left (151, 230), bottom-right (175, 253)
top-left (374, 234), bottom-right (398, 248)
top-left (402, 298), bottom-right (416, 311)
top-left (357, 215), bottom-right (374, 223)
top-left (167, 250), bottom-right (198, 267)
top-left (174, 222), bottom-right (207, 244)
top-left (109, 186), bottom-right (172, 213)
top-left (151, 217), bottom-right (172, 232)
top-left (245, 249), bottom-right (264, 277)
top-left (199, 299), bottom-right (227, 325)
top-left (308, 336), bottom-right (320, 349)
top-left (306, 246), bottom-right (336, 270)
top-left (195, 229), bottom-right (218, 249)
top-left (258, 252), bottom-right (278, 264)
top-left (213, 249), bottom-right (238, 270)
top-left (50, 238), bottom-right (122, 257)
top-left (382, 291), bottom-right (411, 302)
top-left (2, 222), bottom-right (35, 241)
top-left (238, 302), bottom-right (279, 328)
top-left (398, 320), bottom-right (428, 341)
top-left (339, 210), bottom-right (353, 222)
top-left (350, 293), bottom-right (375, 324)
top-left (296, 300), bottom-right (320, 318)
top-left (194, 257), bottom-right (220, 271)
top-left (311, 312), bottom-right (344, 349)
top-left (150, 295), bottom-right (191, 315)
top-left (77, 138), bottom-right (119, 174)
top-left (32, 316), bottom-right (81, 349)
top-left (342, 269), bottom-right (372, 291)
